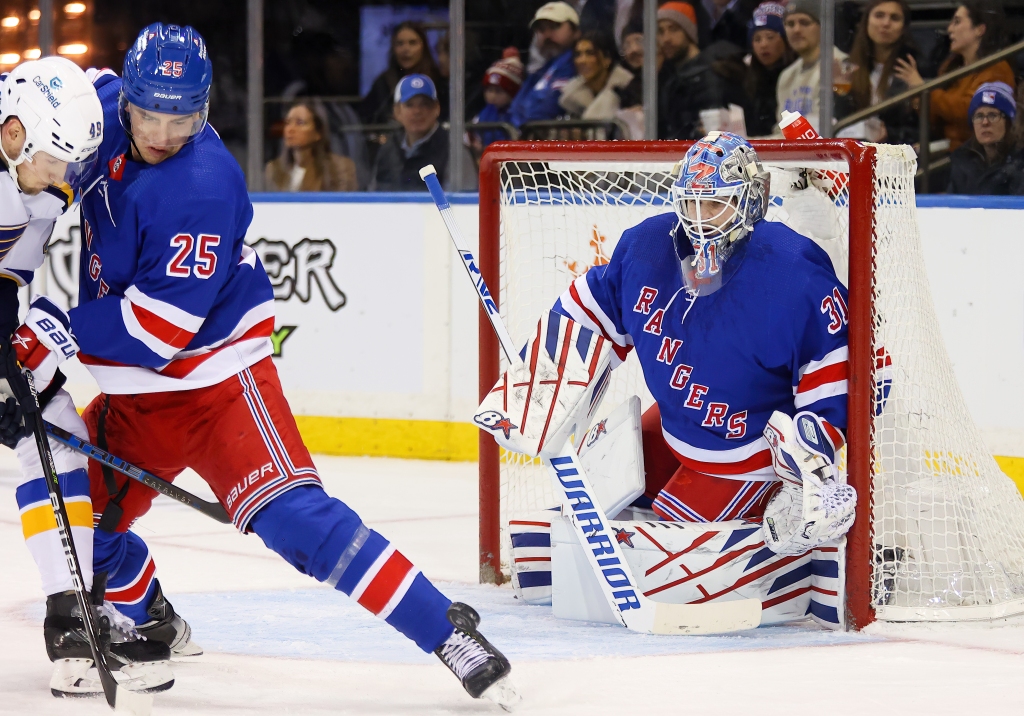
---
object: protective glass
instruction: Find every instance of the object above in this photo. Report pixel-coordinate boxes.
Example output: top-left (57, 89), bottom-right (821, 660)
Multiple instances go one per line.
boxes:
top-left (118, 94), bottom-right (210, 149)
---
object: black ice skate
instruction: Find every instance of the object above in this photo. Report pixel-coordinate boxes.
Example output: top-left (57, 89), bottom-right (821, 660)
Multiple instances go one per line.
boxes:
top-left (136, 580), bottom-right (203, 658)
top-left (435, 602), bottom-right (520, 711)
top-left (45, 590), bottom-right (174, 698)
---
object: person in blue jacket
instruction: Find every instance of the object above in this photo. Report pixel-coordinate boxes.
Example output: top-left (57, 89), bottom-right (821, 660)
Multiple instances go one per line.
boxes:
top-left (509, 2), bottom-right (580, 127)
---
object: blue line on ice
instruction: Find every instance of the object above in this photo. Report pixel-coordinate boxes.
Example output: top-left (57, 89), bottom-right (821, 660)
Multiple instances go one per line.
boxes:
top-left (160, 583), bottom-right (881, 664)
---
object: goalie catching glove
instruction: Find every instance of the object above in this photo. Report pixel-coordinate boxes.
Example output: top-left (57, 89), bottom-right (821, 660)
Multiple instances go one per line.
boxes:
top-left (475, 309), bottom-right (612, 458)
top-left (762, 410), bottom-right (857, 555)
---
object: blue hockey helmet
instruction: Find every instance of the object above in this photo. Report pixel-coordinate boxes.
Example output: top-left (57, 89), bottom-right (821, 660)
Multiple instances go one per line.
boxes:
top-left (671, 132), bottom-right (770, 279)
top-left (119, 23), bottom-right (212, 147)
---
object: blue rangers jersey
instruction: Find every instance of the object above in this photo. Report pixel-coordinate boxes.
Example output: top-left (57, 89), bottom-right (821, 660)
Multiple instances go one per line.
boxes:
top-left (508, 49), bottom-right (576, 128)
top-left (554, 212), bottom-right (849, 482)
top-left (71, 71), bottom-right (274, 393)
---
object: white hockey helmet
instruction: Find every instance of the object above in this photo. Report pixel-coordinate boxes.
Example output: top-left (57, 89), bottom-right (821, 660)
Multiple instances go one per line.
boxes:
top-left (0, 56), bottom-right (103, 193)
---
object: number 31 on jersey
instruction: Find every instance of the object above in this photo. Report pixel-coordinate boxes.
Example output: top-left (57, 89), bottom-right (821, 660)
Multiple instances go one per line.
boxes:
top-left (167, 233), bottom-right (221, 279)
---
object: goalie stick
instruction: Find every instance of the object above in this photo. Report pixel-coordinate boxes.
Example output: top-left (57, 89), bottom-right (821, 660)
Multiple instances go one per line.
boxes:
top-left (419, 164), bottom-right (761, 635)
top-left (43, 421), bottom-right (231, 525)
top-left (23, 374), bottom-right (154, 715)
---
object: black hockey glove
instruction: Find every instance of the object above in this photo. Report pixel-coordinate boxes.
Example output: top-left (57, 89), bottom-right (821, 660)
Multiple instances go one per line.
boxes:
top-left (0, 339), bottom-right (33, 448)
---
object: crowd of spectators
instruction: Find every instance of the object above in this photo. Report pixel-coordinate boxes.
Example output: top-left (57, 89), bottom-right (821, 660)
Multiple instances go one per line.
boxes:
top-left (266, 0), bottom-right (1024, 195)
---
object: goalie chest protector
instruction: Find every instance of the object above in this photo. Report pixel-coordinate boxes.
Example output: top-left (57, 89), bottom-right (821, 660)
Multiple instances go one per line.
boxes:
top-left (556, 212), bottom-right (849, 481)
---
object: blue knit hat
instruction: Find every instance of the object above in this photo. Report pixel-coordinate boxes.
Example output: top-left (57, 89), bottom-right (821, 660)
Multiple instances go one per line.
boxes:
top-left (748, 2), bottom-right (787, 45)
top-left (968, 82), bottom-right (1016, 121)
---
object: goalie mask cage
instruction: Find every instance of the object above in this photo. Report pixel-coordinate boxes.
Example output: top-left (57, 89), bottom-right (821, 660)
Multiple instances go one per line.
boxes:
top-left (477, 140), bottom-right (1024, 630)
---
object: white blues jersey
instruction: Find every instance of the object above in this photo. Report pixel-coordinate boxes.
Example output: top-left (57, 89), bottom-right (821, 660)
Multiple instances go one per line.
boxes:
top-left (0, 166), bottom-right (73, 284)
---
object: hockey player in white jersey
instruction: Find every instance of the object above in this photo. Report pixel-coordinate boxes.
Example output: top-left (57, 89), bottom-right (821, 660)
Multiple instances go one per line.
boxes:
top-left (0, 57), bottom-right (178, 695)
top-left (477, 132), bottom-right (857, 624)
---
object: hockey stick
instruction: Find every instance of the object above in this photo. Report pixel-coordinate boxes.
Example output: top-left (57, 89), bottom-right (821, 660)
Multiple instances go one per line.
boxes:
top-left (23, 375), bottom-right (153, 715)
top-left (43, 421), bottom-right (232, 525)
top-left (419, 165), bottom-right (761, 635)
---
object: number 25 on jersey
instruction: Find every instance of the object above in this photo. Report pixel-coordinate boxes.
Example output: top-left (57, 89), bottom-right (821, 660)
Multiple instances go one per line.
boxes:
top-left (167, 233), bottom-right (221, 279)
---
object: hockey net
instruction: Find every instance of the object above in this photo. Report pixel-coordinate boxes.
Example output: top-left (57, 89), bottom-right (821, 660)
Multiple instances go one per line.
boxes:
top-left (477, 140), bottom-right (1024, 627)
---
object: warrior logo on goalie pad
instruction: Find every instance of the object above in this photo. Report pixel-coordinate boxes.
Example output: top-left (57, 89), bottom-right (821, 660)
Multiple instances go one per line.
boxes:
top-left (474, 410), bottom-right (518, 439)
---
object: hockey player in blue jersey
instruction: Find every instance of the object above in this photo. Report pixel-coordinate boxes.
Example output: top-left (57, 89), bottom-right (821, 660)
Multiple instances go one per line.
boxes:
top-left (4, 24), bottom-right (518, 706)
top-left (479, 132), bottom-right (857, 592)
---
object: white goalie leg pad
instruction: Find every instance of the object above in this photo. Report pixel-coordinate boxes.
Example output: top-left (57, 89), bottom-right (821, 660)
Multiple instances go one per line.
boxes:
top-left (576, 396), bottom-right (645, 519)
top-left (762, 411), bottom-right (856, 555)
top-left (475, 310), bottom-right (613, 459)
top-left (809, 539), bottom-right (846, 630)
top-left (511, 396), bottom-right (646, 606)
top-left (551, 517), bottom-right (813, 627)
top-left (508, 511), bottom-right (556, 605)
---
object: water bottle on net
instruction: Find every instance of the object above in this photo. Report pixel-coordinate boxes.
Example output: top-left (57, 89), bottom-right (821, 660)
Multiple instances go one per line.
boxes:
top-left (778, 110), bottom-right (849, 202)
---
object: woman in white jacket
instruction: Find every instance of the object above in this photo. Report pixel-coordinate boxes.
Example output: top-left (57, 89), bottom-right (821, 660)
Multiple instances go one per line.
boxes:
top-left (558, 31), bottom-right (635, 125)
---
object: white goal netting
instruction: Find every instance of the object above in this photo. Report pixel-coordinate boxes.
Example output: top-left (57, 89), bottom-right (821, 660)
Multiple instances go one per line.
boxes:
top-left (488, 143), bottom-right (1024, 621)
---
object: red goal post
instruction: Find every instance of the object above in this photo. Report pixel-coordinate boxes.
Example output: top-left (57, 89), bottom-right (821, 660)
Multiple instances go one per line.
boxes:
top-left (476, 139), bottom-right (1024, 631)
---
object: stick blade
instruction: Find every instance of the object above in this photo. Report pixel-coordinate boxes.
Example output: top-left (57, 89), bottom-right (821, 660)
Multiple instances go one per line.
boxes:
top-left (649, 598), bottom-right (762, 635)
top-left (113, 685), bottom-right (154, 716)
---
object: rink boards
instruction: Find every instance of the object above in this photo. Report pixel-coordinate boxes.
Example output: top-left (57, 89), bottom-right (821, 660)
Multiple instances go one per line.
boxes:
top-left (28, 193), bottom-right (1024, 490)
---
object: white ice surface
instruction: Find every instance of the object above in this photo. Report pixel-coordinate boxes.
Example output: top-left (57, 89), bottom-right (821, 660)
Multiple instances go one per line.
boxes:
top-left (1, 452), bottom-right (1022, 715)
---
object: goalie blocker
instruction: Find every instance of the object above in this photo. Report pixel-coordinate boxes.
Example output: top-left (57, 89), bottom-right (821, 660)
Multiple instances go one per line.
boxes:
top-left (475, 310), bottom-right (613, 460)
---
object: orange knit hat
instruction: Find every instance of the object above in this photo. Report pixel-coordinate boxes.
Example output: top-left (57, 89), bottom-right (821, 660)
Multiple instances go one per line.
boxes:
top-left (657, 2), bottom-right (699, 46)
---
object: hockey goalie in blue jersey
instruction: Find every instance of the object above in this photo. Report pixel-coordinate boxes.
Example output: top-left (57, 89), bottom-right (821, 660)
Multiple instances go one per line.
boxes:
top-left (478, 132), bottom-right (857, 627)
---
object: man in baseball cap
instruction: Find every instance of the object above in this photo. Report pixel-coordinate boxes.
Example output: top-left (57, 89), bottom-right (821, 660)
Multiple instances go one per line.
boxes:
top-left (509, 1), bottom-right (580, 127)
top-left (371, 74), bottom-right (449, 190)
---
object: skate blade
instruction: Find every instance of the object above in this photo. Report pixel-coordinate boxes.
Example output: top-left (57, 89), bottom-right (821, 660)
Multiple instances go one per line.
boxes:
top-left (50, 658), bottom-right (175, 698)
top-left (172, 641), bottom-right (204, 658)
top-left (481, 675), bottom-right (522, 712)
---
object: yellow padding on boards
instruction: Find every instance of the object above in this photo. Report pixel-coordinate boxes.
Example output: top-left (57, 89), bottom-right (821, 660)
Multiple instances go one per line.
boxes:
top-left (293, 415), bottom-right (1024, 488)
top-left (994, 456), bottom-right (1024, 498)
top-left (21, 500), bottom-right (93, 540)
top-left (295, 416), bottom-right (478, 462)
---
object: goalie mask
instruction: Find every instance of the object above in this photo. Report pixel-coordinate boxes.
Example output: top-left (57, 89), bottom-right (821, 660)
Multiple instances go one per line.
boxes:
top-left (672, 132), bottom-right (770, 280)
